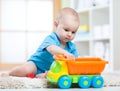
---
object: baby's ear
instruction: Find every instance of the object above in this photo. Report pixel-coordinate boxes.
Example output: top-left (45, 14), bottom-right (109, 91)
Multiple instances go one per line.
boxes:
top-left (54, 20), bottom-right (58, 27)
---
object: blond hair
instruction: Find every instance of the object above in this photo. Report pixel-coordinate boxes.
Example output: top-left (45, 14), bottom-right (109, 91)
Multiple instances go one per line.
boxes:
top-left (56, 7), bottom-right (79, 23)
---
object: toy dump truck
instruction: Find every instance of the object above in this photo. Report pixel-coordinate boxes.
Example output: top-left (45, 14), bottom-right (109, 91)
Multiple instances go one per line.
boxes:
top-left (47, 54), bottom-right (108, 89)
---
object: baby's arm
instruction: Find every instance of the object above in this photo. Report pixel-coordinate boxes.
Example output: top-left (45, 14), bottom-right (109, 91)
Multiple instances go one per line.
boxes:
top-left (46, 45), bottom-right (75, 60)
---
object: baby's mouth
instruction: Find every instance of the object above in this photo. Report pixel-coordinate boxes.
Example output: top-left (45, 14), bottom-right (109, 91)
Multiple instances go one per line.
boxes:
top-left (65, 38), bottom-right (70, 41)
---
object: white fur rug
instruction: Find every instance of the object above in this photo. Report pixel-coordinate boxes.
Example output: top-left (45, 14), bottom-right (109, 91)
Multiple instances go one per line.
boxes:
top-left (0, 76), bottom-right (48, 89)
top-left (103, 73), bottom-right (120, 87)
top-left (0, 73), bottom-right (120, 89)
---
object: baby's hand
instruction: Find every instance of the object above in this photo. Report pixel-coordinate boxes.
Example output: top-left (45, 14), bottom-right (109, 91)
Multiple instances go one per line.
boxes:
top-left (64, 53), bottom-right (75, 60)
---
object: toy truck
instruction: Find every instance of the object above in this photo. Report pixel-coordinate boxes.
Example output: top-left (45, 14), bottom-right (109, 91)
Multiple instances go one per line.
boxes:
top-left (47, 54), bottom-right (108, 89)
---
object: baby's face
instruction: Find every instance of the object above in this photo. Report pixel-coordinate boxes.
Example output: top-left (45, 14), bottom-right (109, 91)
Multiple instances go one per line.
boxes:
top-left (56, 14), bottom-right (79, 43)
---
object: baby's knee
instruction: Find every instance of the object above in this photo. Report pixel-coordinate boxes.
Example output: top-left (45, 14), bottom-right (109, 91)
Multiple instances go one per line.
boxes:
top-left (21, 64), bottom-right (36, 74)
top-left (19, 66), bottom-right (30, 73)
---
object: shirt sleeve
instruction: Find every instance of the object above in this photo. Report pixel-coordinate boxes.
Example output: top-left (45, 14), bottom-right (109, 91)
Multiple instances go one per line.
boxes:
top-left (27, 33), bottom-right (58, 62)
top-left (40, 33), bottom-right (59, 51)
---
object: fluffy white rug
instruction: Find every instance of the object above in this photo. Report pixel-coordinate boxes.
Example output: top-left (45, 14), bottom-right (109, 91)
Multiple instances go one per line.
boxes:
top-left (0, 73), bottom-right (120, 89)
top-left (0, 76), bottom-right (48, 89)
top-left (103, 73), bottom-right (120, 87)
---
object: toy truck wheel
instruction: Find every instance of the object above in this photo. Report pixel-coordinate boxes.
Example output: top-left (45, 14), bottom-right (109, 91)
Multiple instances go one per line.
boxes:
top-left (78, 76), bottom-right (91, 88)
top-left (92, 76), bottom-right (104, 88)
top-left (58, 76), bottom-right (72, 89)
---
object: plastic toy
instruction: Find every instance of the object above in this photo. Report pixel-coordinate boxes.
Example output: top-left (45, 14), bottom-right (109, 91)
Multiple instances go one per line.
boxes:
top-left (27, 74), bottom-right (35, 78)
top-left (47, 54), bottom-right (108, 89)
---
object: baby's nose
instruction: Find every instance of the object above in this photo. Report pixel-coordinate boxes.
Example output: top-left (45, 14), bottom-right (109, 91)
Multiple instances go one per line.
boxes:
top-left (68, 32), bottom-right (72, 36)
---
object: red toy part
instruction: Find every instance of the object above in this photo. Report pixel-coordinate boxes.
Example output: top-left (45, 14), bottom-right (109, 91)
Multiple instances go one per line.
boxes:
top-left (27, 74), bottom-right (35, 78)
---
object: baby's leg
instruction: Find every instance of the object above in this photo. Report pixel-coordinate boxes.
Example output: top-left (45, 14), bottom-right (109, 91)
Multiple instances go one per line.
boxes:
top-left (0, 61), bottom-right (37, 77)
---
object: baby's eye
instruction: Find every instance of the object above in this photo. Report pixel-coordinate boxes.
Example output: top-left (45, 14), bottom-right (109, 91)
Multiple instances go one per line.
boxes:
top-left (65, 29), bottom-right (69, 32)
top-left (72, 31), bottom-right (75, 34)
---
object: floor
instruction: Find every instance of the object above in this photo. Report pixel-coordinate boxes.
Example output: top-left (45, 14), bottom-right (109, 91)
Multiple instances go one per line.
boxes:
top-left (0, 71), bottom-right (120, 90)
top-left (0, 87), bottom-right (120, 91)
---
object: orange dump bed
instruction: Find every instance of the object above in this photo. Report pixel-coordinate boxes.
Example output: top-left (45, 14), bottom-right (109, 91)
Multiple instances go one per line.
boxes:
top-left (54, 55), bottom-right (108, 75)
top-left (66, 58), bottom-right (108, 75)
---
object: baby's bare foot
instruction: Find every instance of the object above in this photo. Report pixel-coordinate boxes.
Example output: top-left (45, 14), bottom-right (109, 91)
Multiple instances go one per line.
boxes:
top-left (0, 73), bottom-right (9, 77)
top-left (35, 72), bottom-right (47, 78)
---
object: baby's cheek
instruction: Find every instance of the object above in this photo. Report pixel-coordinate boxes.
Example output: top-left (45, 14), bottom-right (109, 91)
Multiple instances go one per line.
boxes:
top-left (71, 36), bottom-right (74, 40)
